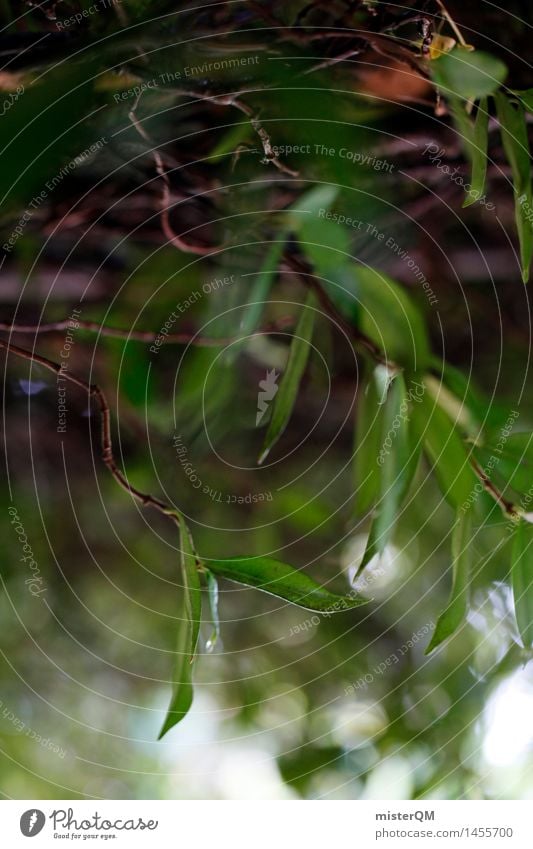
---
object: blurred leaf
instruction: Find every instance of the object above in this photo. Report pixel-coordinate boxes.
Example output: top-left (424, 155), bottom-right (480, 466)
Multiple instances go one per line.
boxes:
top-left (426, 510), bottom-right (472, 653)
top-left (159, 516), bottom-right (201, 738)
top-left (205, 556), bottom-right (368, 612)
top-left (463, 97), bottom-right (489, 207)
top-left (358, 373), bottom-right (421, 573)
top-left (354, 366), bottom-right (386, 514)
top-left (513, 89), bottom-right (533, 112)
top-left (0, 60), bottom-right (100, 209)
top-left (352, 267), bottom-right (430, 370)
top-left (474, 432), bottom-right (533, 500)
top-left (210, 122), bottom-right (253, 162)
top-left (431, 48), bottom-right (507, 100)
top-left (288, 184), bottom-right (339, 227)
top-left (241, 186), bottom-right (338, 339)
top-left (240, 240), bottom-right (285, 338)
top-left (258, 291), bottom-right (317, 464)
top-left (434, 361), bottom-right (487, 429)
top-left (205, 569), bottom-right (221, 653)
top-left (298, 214), bottom-right (351, 270)
top-left (278, 745), bottom-right (344, 793)
top-left (511, 520), bottom-right (533, 649)
top-left (495, 91), bottom-right (533, 282)
top-left (410, 383), bottom-right (478, 509)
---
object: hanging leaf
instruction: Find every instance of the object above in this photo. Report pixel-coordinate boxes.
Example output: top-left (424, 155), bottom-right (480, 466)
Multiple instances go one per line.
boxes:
top-left (473, 431), bottom-right (533, 501)
top-left (494, 92), bottom-right (533, 283)
top-left (205, 569), bottom-right (221, 653)
top-left (354, 366), bottom-right (388, 515)
top-left (351, 267), bottom-right (430, 370)
top-left (357, 373), bottom-right (421, 574)
top-left (298, 214), bottom-right (351, 271)
top-left (240, 239), bottom-right (285, 337)
top-left (159, 517), bottom-right (201, 738)
top-left (204, 555), bottom-right (368, 612)
top-left (410, 383), bottom-right (478, 510)
top-left (513, 89), bottom-right (533, 113)
top-left (242, 185), bottom-right (338, 338)
top-left (463, 97), bottom-right (489, 207)
top-left (258, 291), bottom-right (317, 463)
top-left (289, 184), bottom-right (339, 229)
top-left (431, 48), bottom-right (507, 100)
top-left (511, 520), bottom-right (533, 649)
top-left (210, 121), bottom-right (253, 162)
top-left (426, 510), bottom-right (472, 653)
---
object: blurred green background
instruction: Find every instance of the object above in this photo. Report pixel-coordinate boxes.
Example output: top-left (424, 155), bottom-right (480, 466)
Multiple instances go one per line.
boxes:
top-left (1, 0), bottom-right (532, 800)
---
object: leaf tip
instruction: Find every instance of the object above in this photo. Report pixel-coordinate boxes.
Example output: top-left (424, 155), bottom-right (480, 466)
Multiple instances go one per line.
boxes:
top-left (257, 446), bottom-right (270, 465)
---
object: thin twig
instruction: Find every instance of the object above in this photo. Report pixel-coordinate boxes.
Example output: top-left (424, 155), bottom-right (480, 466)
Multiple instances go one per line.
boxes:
top-left (0, 338), bottom-right (181, 525)
top-left (129, 99), bottom-right (215, 256)
top-left (0, 316), bottom-right (295, 346)
top-left (143, 85), bottom-right (299, 178)
top-left (470, 458), bottom-right (518, 519)
top-left (435, 0), bottom-right (469, 47)
top-left (282, 251), bottom-right (394, 368)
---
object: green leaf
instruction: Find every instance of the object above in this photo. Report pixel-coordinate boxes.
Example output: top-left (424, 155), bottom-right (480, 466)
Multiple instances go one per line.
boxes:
top-left (410, 382), bottom-right (478, 510)
top-left (511, 520), bottom-right (533, 649)
top-left (358, 373), bottom-right (422, 573)
top-left (204, 556), bottom-right (368, 612)
top-left (473, 431), bottom-right (533, 500)
top-left (210, 122), bottom-right (252, 162)
top-left (352, 267), bottom-right (431, 370)
top-left (434, 360), bottom-right (487, 429)
top-left (241, 186), bottom-right (338, 338)
top-left (240, 239), bottom-right (285, 337)
top-left (258, 291), bottom-right (317, 463)
top-left (426, 510), bottom-right (472, 653)
top-left (495, 92), bottom-right (533, 283)
top-left (289, 184), bottom-right (339, 228)
top-left (445, 94), bottom-right (476, 162)
top-left (159, 517), bottom-right (201, 738)
top-left (463, 98), bottom-right (489, 207)
top-left (354, 366), bottom-right (388, 514)
top-left (298, 214), bottom-right (351, 271)
top-left (431, 48), bottom-right (507, 100)
top-left (205, 569), bottom-right (221, 653)
top-left (513, 89), bottom-right (533, 113)
top-left (0, 60), bottom-right (101, 209)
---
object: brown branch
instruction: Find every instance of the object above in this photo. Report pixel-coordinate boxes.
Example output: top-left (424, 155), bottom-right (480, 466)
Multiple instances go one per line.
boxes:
top-left (282, 251), bottom-right (394, 369)
top-left (0, 338), bottom-right (180, 525)
top-left (141, 85), bottom-right (299, 178)
top-left (129, 100), bottom-right (215, 256)
top-left (0, 316), bottom-right (295, 346)
top-left (470, 458), bottom-right (519, 519)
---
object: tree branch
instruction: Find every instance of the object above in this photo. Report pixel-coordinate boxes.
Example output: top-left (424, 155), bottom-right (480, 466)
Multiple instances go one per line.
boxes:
top-left (0, 338), bottom-right (180, 525)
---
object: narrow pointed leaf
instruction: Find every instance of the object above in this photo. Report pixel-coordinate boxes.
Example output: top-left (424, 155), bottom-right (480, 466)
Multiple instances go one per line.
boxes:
top-left (204, 556), bottom-right (368, 612)
top-left (513, 89), bottom-right (533, 113)
top-left (354, 366), bottom-right (386, 515)
top-left (205, 569), bottom-right (221, 652)
top-left (240, 239), bottom-right (285, 337)
top-left (159, 517), bottom-right (201, 738)
top-left (410, 383), bottom-right (478, 510)
top-left (426, 510), bottom-right (472, 653)
top-left (357, 374), bottom-right (422, 574)
top-left (258, 291), bottom-right (317, 463)
top-left (511, 520), bottom-right (533, 649)
top-left (495, 92), bottom-right (533, 283)
top-left (463, 97), bottom-right (489, 207)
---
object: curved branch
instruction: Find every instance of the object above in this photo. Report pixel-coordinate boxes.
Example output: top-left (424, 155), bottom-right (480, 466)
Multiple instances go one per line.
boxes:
top-left (0, 338), bottom-right (180, 526)
top-left (0, 315), bottom-right (295, 345)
